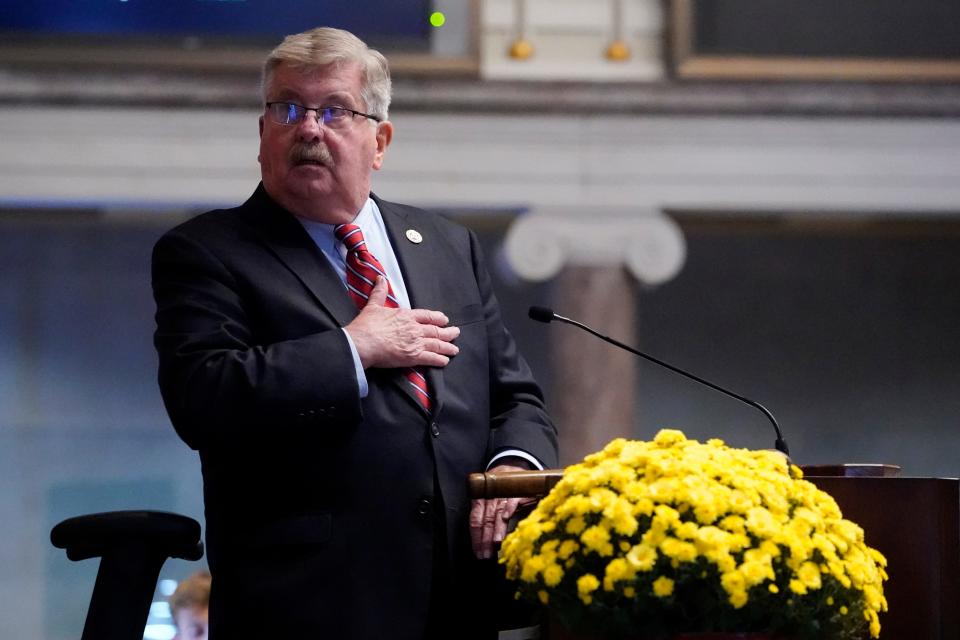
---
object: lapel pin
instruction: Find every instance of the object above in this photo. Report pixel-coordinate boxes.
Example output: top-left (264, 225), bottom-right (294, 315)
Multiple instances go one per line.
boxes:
top-left (405, 229), bottom-right (423, 244)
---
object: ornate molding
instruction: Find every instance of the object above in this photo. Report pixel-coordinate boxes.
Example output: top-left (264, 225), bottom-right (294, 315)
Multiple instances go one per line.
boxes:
top-left (5, 67), bottom-right (960, 117)
top-left (503, 209), bottom-right (686, 284)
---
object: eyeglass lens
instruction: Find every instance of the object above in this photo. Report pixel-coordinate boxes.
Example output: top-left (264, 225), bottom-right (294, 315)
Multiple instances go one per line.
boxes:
top-left (269, 103), bottom-right (350, 127)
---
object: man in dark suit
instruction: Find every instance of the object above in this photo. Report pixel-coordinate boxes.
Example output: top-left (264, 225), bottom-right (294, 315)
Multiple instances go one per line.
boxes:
top-left (152, 26), bottom-right (557, 638)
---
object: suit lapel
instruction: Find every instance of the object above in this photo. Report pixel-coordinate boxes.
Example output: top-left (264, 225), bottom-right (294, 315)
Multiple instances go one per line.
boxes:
top-left (239, 186), bottom-right (445, 417)
top-left (238, 184), bottom-right (358, 328)
top-left (376, 196), bottom-right (447, 417)
top-left (376, 198), bottom-right (446, 311)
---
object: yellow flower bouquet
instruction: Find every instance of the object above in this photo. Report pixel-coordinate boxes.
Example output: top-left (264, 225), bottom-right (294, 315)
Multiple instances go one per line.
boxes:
top-left (500, 430), bottom-right (888, 639)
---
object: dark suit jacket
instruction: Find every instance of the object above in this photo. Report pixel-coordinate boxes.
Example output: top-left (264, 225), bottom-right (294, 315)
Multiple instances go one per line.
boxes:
top-left (152, 184), bottom-right (557, 638)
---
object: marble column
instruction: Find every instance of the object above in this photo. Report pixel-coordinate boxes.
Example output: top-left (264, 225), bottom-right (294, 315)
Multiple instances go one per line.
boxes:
top-left (503, 208), bottom-right (686, 465)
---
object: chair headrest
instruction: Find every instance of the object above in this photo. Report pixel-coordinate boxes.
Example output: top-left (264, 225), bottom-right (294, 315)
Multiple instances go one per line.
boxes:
top-left (51, 510), bottom-right (204, 562)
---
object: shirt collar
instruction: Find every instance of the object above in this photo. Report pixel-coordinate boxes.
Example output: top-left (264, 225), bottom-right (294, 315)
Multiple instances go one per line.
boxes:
top-left (295, 197), bottom-right (376, 256)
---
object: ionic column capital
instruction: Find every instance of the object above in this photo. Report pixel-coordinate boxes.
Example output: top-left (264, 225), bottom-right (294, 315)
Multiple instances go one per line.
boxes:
top-left (503, 208), bottom-right (686, 284)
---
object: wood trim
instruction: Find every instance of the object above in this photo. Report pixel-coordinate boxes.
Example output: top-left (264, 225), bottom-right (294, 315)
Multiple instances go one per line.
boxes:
top-left (678, 56), bottom-right (960, 82)
top-left (669, 0), bottom-right (960, 82)
top-left (0, 43), bottom-right (480, 78)
top-left (670, 0), bottom-right (695, 69)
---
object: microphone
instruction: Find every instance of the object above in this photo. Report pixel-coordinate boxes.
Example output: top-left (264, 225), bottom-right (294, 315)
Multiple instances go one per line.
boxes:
top-left (528, 306), bottom-right (790, 456)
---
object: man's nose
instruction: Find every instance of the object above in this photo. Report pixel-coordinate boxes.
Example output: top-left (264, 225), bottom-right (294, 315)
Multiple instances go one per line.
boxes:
top-left (295, 112), bottom-right (324, 139)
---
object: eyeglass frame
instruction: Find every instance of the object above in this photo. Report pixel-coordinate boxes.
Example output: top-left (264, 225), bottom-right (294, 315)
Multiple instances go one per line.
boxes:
top-left (264, 102), bottom-right (383, 127)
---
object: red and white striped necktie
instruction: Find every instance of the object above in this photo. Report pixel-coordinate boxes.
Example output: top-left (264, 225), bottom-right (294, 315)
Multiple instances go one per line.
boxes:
top-left (334, 223), bottom-right (431, 411)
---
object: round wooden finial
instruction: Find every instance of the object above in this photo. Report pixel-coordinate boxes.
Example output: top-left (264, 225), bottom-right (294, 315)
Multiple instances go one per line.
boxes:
top-left (509, 39), bottom-right (534, 60)
top-left (605, 39), bottom-right (631, 61)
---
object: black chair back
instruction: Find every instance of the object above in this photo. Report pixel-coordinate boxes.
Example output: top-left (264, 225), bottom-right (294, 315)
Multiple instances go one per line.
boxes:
top-left (51, 510), bottom-right (204, 640)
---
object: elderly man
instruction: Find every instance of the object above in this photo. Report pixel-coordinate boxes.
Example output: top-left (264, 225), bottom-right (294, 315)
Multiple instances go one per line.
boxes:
top-left (152, 26), bottom-right (557, 638)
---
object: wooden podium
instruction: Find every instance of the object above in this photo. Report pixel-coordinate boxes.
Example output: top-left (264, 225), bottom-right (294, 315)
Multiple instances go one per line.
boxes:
top-left (469, 465), bottom-right (960, 640)
top-left (804, 466), bottom-right (959, 640)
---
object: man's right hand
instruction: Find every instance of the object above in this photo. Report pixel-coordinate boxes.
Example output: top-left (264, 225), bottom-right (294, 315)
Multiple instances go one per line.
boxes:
top-left (344, 276), bottom-right (460, 369)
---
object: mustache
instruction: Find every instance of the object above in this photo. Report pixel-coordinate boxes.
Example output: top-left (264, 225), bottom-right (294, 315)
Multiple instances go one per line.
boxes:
top-left (289, 142), bottom-right (335, 167)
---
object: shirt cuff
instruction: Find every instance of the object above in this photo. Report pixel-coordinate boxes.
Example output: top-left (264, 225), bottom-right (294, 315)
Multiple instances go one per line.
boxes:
top-left (487, 449), bottom-right (544, 471)
top-left (341, 328), bottom-right (369, 398)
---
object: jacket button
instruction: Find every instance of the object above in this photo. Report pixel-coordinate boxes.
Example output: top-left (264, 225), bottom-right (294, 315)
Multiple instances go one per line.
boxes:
top-left (417, 498), bottom-right (432, 516)
top-left (430, 422), bottom-right (440, 437)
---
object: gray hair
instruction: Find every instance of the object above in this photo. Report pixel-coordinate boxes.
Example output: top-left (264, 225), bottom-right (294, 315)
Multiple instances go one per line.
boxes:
top-left (261, 27), bottom-right (392, 121)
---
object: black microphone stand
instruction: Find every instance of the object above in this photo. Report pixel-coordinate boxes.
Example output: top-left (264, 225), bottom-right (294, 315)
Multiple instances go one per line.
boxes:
top-left (530, 306), bottom-right (790, 456)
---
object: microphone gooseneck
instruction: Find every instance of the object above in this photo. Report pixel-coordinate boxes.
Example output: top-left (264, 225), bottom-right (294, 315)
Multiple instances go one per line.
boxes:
top-left (528, 306), bottom-right (556, 323)
top-left (528, 306), bottom-right (790, 456)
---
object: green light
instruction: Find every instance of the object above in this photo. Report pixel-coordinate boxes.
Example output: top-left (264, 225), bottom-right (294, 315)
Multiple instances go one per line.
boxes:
top-left (429, 11), bottom-right (446, 28)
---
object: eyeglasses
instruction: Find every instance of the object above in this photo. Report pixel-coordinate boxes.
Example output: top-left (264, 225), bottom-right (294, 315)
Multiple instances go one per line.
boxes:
top-left (265, 102), bottom-right (381, 128)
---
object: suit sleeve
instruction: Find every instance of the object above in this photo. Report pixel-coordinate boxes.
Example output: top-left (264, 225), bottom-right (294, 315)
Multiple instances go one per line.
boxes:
top-left (467, 229), bottom-right (559, 469)
top-left (152, 229), bottom-right (362, 451)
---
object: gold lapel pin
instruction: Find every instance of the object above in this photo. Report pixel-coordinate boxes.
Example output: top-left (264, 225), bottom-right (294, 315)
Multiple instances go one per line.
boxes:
top-left (405, 229), bottom-right (423, 244)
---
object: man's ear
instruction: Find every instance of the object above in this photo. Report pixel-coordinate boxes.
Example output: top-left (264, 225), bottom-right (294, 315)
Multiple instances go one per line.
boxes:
top-left (371, 120), bottom-right (394, 170)
top-left (257, 116), bottom-right (265, 163)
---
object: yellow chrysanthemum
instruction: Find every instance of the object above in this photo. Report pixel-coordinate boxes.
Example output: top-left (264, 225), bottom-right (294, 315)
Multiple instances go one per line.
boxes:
top-left (565, 516), bottom-right (586, 535)
top-left (603, 558), bottom-right (634, 591)
top-left (797, 562), bottom-right (822, 590)
top-left (745, 506), bottom-right (780, 538)
top-left (543, 563), bottom-right (564, 587)
top-left (557, 539), bottom-right (579, 560)
top-left (602, 498), bottom-right (638, 535)
top-left (577, 574), bottom-right (600, 605)
top-left (581, 525), bottom-right (614, 556)
top-left (740, 559), bottom-right (774, 587)
top-left (720, 569), bottom-right (746, 597)
top-left (728, 589), bottom-right (749, 609)
top-left (519, 554), bottom-right (546, 583)
top-left (660, 537), bottom-right (698, 563)
top-left (626, 543), bottom-right (658, 572)
top-left (652, 576), bottom-right (675, 597)
top-left (718, 515), bottom-right (746, 535)
top-left (499, 429), bottom-right (887, 639)
top-left (674, 521), bottom-right (699, 540)
top-left (654, 429), bottom-right (686, 447)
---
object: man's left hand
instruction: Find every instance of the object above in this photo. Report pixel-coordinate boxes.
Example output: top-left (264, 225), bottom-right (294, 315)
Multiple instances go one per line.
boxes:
top-left (469, 464), bottom-right (533, 560)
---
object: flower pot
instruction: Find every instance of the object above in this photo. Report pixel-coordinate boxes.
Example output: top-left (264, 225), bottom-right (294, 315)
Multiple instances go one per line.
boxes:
top-left (548, 621), bottom-right (779, 640)
top-left (674, 635), bottom-right (779, 640)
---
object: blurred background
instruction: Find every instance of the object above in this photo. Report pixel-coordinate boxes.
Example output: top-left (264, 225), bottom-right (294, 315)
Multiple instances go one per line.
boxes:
top-left (1, 0), bottom-right (959, 637)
